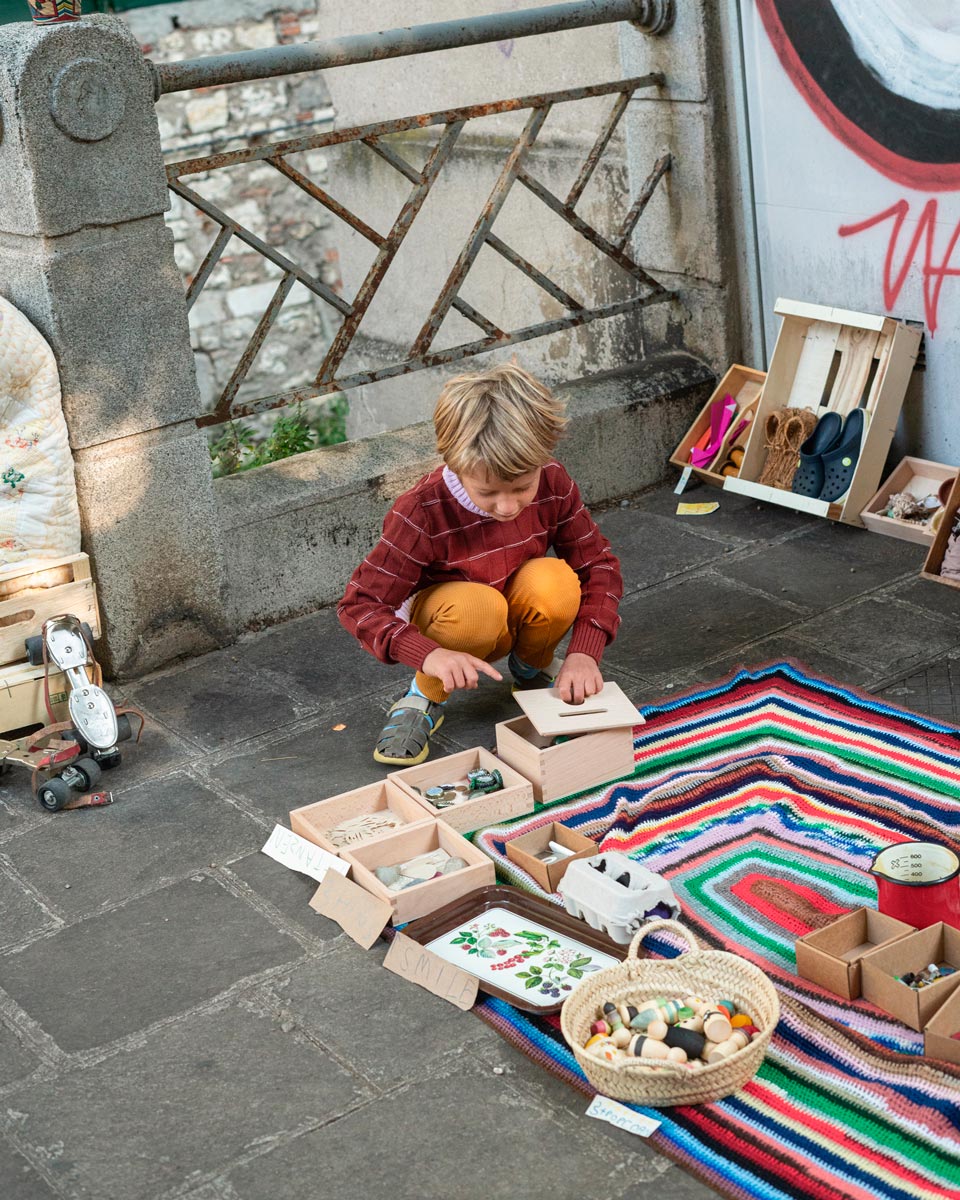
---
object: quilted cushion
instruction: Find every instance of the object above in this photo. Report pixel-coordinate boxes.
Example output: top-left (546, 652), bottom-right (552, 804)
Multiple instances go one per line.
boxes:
top-left (0, 296), bottom-right (81, 569)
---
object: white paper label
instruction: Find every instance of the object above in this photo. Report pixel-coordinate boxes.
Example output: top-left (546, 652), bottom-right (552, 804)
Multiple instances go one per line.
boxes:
top-left (673, 465), bottom-right (693, 495)
top-left (261, 825), bottom-right (350, 883)
top-left (585, 1095), bottom-right (661, 1138)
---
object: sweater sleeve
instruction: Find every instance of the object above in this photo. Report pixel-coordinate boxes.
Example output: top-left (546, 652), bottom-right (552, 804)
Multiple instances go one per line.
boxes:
top-left (337, 491), bottom-right (442, 671)
top-left (549, 467), bottom-right (623, 663)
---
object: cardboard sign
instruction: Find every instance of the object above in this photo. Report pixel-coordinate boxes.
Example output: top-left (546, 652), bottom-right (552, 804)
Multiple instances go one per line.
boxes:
top-left (260, 824), bottom-right (350, 884)
top-left (585, 1095), bottom-right (661, 1137)
top-left (383, 931), bottom-right (478, 1011)
top-left (309, 871), bottom-right (392, 949)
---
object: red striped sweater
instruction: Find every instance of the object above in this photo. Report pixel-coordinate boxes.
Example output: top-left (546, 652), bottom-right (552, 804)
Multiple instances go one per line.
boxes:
top-left (337, 460), bottom-right (622, 671)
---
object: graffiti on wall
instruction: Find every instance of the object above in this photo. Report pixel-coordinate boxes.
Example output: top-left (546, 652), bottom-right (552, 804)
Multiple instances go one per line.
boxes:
top-left (757, 0), bottom-right (960, 333)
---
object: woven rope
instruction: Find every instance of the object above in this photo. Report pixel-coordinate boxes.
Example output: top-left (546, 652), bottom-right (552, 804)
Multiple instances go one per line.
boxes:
top-left (757, 407), bottom-right (817, 491)
top-left (560, 919), bottom-right (779, 1107)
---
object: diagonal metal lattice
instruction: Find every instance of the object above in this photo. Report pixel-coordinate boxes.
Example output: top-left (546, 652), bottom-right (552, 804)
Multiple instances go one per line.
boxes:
top-left (166, 74), bottom-right (674, 428)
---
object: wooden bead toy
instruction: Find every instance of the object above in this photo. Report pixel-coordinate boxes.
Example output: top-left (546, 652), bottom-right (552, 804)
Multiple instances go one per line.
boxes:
top-left (646, 1019), bottom-right (669, 1041)
top-left (627, 1034), bottom-right (687, 1063)
top-left (701, 1006), bottom-right (733, 1043)
top-left (704, 1029), bottom-right (750, 1064)
top-left (730, 1013), bottom-right (753, 1028)
top-left (590, 1020), bottom-right (610, 1037)
top-left (603, 1002), bottom-right (624, 1032)
top-left (717, 999), bottom-right (737, 1019)
top-left (664, 1025), bottom-right (707, 1060)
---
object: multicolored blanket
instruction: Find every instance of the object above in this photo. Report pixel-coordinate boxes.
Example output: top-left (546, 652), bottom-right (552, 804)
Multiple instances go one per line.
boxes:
top-left (473, 663), bottom-right (960, 1200)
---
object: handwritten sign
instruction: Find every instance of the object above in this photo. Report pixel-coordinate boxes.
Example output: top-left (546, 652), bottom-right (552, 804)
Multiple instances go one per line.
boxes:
top-left (260, 825), bottom-right (349, 884)
top-left (585, 1095), bottom-right (661, 1138)
top-left (383, 931), bottom-right (478, 1011)
top-left (309, 871), bottom-right (392, 949)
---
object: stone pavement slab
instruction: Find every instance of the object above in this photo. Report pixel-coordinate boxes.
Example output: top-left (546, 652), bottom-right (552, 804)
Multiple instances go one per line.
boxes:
top-left (790, 595), bottom-right (960, 679)
top-left (0, 1143), bottom-right (58, 1200)
top-left (204, 688), bottom-right (402, 826)
top-left (1, 1004), bottom-right (371, 1200)
top-left (607, 575), bottom-right (797, 681)
top-left (0, 870), bottom-right (57, 953)
top-left (0, 876), bottom-right (302, 1053)
top-left (3, 774), bottom-right (263, 920)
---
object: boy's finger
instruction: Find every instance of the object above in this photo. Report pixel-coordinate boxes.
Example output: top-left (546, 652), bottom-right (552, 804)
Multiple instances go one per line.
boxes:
top-left (475, 659), bottom-right (503, 681)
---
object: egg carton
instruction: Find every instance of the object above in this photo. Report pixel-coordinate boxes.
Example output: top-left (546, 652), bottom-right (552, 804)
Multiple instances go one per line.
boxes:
top-left (557, 852), bottom-right (680, 944)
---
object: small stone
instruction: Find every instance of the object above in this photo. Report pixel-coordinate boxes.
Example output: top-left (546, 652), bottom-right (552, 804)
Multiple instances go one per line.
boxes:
top-left (280, 1020), bottom-right (296, 1034)
top-left (64, 884), bottom-right (71, 889)
top-left (441, 857), bottom-right (466, 875)
top-left (493, 1066), bottom-right (505, 1075)
top-left (375, 865), bottom-right (401, 887)
top-left (620, 499), bottom-right (629, 508)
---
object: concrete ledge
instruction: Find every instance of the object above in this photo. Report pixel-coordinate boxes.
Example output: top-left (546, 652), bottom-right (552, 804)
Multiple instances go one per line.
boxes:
top-left (215, 352), bottom-right (715, 631)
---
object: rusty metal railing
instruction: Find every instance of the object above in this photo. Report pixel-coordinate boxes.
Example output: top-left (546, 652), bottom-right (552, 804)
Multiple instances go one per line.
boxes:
top-left (168, 75), bottom-right (673, 428)
top-left (151, 0), bottom-right (674, 95)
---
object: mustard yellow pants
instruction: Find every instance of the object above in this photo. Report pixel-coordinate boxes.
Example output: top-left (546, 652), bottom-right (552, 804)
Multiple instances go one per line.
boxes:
top-left (410, 557), bottom-right (581, 703)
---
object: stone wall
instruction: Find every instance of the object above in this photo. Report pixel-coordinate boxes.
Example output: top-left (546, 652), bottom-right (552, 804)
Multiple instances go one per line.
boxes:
top-left (126, 0), bottom-right (339, 428)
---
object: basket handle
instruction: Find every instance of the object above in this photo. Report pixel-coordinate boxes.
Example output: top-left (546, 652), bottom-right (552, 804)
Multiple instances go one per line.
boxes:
top-left (627, 919), bottom-right (699, 969)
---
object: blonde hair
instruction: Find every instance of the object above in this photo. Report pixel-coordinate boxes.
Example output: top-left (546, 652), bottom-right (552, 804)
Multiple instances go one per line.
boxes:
top-left (433, 362), bottom-right (568, 480)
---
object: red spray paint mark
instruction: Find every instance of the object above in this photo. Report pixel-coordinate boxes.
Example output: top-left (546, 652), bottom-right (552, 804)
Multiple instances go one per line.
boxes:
top-left (838, 198), bottom-right (960, 335)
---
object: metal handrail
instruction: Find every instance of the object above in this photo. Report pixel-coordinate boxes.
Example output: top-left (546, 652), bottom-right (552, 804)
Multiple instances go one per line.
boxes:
top-left (151, 0), bottom-right (674, 97)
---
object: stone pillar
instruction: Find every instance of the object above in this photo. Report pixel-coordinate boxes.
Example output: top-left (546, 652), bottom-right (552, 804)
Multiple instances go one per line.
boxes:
top-left (619, 5), bottom-right (742, 371)
top-left (0, 15), bottom-right (228, 678)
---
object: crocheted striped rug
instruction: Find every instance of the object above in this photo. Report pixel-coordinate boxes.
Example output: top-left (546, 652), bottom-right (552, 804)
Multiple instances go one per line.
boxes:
top-left (473, 662), bottom-right (960, 1200)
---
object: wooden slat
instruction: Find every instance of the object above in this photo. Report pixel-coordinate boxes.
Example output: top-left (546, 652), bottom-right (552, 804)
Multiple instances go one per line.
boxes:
top-left (829, 326), bottom-right (879, 415)
top-left (786, 320), bottom-right (841, 409)
top-left (0, 580), bottom-right (100, 666)
top-left (774, 297), bottom-right (887, 332)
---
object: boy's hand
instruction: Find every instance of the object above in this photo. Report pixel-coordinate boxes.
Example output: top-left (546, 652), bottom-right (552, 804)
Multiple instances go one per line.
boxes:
top-left (422, 648), bottom-right (503, 694)
top-left (554, 652), bottom-right (603, 705)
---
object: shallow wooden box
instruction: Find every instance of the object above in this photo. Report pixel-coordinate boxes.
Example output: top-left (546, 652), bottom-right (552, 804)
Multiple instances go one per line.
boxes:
top-left (289, 779), bottom-right (433, 855)
top-left (389, 746), bottom-right (534, 834)
top-left (861, 457), bottom-right (956, 546)
top-left (724, 299), bottom-right (922, 526)
top-left (670, 364), bottom-right (766, 487)
top-left (921, 472), bottom-right (960, 592)
top-left (0, 553), bottom-right (100, 735)
top-left (342, 819), bottom-right (495, 925)
top-left (495, 716), bottom-right (635, 804)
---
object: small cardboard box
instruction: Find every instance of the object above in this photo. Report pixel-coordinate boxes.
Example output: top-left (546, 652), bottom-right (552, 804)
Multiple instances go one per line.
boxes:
top-left (504, 822), bottom-right (597, 892)
top-left (669, 364), bottom-right (766, 488)
top-left (921, 472), bottom-right (960, 592)
top-left (389, 746), bottom-right (534, 835)
top-left (861, 457), bottom-right (956, 546)
top-left (495, 715), bottom-right (635, 804)
top-left (341, 819), bottom-right (495, 925)
top-left (794, 908), bottom-right (916, 1000)
top-left (289, 780), bottom-right (433, 855)
top-left (860, 922), bottom-right (960, 1031)
top-left (923, 982), bottom-right (960, 1065)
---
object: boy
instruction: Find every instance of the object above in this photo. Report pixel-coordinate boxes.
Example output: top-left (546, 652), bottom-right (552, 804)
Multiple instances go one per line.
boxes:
top-left (337, 362), bottom-right (623, 765)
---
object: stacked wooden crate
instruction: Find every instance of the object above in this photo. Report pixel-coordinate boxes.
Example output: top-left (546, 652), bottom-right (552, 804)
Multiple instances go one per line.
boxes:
top-left (0, 553), bottom-right (100, 734)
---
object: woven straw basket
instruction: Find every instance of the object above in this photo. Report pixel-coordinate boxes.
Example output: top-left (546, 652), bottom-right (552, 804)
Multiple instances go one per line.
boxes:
top-left (560, 919), bottom-right (780, 1107)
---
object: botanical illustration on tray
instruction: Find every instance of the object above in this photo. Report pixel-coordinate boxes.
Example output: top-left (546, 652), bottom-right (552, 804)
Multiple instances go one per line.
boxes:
top-left (424, 905), bottom-right (619, 1005)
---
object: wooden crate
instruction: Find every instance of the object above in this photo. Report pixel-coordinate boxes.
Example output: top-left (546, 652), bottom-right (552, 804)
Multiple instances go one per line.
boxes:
top-left (0, 553), bottom-right (100, 734)
top-left (289, 779), bottom-right (434, 855)
top-left (921, 473), bottom-right (960, 591)
top-left (389, 746), bottom-right (535, 834)
top-left (341, 819), bottom-right (495, 925)
top-left (495, 715), bottom-right (635, 804)
top-left (861, 457), bottom-right (956, 546)
top-left (670, 364), bottom-right (766, 488)
top-left (724, 299), bottom-right (922, 526)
